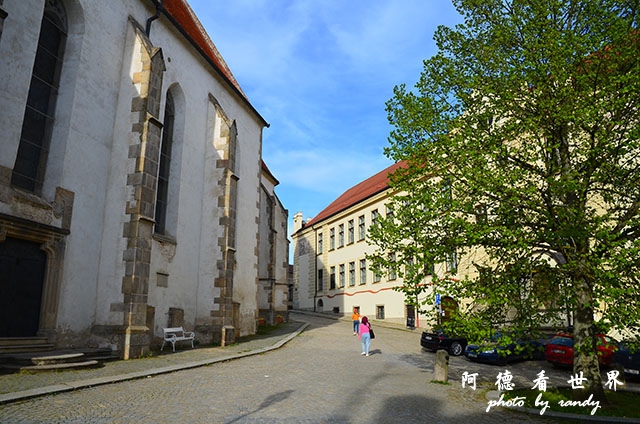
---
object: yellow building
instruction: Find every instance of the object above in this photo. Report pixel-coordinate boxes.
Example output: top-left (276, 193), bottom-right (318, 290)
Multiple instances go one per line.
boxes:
top-left (292, 162), bottom-right (467, 327)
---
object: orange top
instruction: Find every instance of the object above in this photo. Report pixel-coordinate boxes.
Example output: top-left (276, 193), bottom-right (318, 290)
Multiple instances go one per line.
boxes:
top-left (352, 312), bottom-right (360, 321)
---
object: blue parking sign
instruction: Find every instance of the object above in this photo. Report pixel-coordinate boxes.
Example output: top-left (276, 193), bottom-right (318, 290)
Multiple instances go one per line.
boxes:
top-left (436, 294), bottom-right (441, 304)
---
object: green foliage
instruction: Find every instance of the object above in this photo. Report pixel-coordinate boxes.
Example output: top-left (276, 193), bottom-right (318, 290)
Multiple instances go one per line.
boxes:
top-left (368, 0), bottom-right (640, 391)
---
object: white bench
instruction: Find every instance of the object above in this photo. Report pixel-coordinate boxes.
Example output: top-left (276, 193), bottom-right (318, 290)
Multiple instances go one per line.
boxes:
top-left (161, 327), bottom-right (195, 352)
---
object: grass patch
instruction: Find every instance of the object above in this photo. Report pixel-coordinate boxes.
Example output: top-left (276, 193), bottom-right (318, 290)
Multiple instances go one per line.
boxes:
top-left (504, 388), bottom-right (640, 418)
top-left (430, 380), bottom-right (451, 385)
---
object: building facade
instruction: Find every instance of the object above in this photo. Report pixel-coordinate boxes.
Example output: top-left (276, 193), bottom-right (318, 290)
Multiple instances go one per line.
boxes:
top-left (0, 0), bottom-right (283, 358)
top-left (292, 162), bottom-right (468, 327)
top-left (257, 161), bottom-right (290, 324)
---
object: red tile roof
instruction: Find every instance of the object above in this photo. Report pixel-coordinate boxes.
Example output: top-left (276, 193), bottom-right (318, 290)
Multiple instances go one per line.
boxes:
top-left (301, 160), bottom-right (407, 231)
top-left (160, 0), bottom-right (268, 127)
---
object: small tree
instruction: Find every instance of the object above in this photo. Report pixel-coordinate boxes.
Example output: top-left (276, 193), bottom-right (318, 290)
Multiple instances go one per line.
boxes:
top-left (369, 0), bottom-right (639, 401)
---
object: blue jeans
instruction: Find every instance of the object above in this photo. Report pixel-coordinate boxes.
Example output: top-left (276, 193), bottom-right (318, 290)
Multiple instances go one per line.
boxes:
top-left (361, 333), bottom-right (371, 354)
top-left (353, 320), bottom-right (360, 333)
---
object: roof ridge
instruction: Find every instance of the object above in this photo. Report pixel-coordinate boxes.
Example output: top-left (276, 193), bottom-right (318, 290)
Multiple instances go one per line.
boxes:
top-left (178, 0), bottom-right (246, 98)
top-left (301, 160), bottom-right (407, 229)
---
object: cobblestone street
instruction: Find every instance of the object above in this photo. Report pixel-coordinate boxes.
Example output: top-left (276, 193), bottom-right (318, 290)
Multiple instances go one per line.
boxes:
top-left (0, 313), bottom-right (586, 423)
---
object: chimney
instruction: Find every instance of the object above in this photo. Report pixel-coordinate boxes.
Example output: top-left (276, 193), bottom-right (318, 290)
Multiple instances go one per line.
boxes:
top-left (293, 212), bottom-right (304, 232)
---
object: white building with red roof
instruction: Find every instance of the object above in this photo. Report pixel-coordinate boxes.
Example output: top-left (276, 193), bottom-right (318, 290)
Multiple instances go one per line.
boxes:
top-left (0, 0), bottom-right (285, 358)
top-left (292, 161), bottom-right (463, 327)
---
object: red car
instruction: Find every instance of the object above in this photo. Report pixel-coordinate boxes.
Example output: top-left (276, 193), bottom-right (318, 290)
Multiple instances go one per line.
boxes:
top-left (545, 333), bottom-right (617, 366)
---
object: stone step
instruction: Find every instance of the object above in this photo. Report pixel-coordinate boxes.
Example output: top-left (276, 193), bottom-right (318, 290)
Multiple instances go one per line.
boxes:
top-left (80, 348), bottom-right (120, 361)
top-left (1, 352), bottom-right (85, 366)
top-left (0, 344), bottom-right (54, 354)
top-left (0, 337), bottom-right (49, 347)
top-left (1, 359), bottom-right (100, 372)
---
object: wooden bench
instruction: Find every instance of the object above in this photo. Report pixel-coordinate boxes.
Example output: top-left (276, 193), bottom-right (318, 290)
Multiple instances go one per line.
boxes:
top-left (161, 327), bottom-right (195, 352)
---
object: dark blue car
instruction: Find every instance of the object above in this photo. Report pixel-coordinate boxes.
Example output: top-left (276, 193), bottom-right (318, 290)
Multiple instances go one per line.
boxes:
top-left (465, 332), bottom-right (546, 365)
top-left (612, 342), bottom-right (640, 377)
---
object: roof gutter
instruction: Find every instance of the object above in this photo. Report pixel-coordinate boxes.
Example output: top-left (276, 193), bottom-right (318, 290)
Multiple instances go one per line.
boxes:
top-left (144, 0), bottom-right (270, 128)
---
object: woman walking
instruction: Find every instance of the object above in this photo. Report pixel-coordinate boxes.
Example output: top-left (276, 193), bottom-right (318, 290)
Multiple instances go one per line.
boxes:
top-left (359, 316), bottom-right (372, 356)
top-left (352, 308), bottom-right (361, 335)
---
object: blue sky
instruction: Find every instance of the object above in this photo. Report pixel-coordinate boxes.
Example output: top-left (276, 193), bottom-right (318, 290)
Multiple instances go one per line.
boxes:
top-left (188, 0), bottom-right (463, 257)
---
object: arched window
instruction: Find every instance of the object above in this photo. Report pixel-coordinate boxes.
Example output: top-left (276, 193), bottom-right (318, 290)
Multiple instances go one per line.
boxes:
top-left (11, 0), bottom-right (67, 192)
top-left (155, 91), bottom-right (175, 235)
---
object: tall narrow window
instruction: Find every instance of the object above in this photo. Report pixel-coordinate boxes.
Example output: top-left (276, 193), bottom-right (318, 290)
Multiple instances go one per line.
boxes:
top-left (155, 92), bottom-right (175, 235)
top-left (388, 253), bottom-right (397, 280)
top-left (338, 224), bottom-right (344, 247)
top-left (318, 233), bottom-right (323, 254)
top-left (358, 215), bottom-right (365, 241)
top-left (330, 266), bottom-right (336, 289)
top-left (348, 220), bottom-right (354, 244)
top-left (330, 228), bottom-right (335, 250)
top-left (318, 269), bottom-right (323, 291)
top-left (12, 0), bottom-right (67, 192)
top-left (359, 259), bottom-right (367, 285)
top-left (339, 264), bottom-right (345, 287)
top-left (446, 250), bottom-right (458, 273)
top-left (349, 262), bottom-right (356, 286)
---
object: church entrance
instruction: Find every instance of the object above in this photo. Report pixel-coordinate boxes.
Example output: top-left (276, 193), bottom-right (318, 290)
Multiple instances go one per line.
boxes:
top-left (0, 237), bottom-right (47, 337)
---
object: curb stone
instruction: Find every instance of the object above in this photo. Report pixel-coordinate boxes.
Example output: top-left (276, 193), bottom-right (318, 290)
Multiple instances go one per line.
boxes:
top-left (0, 322), bottom-right (309, 406)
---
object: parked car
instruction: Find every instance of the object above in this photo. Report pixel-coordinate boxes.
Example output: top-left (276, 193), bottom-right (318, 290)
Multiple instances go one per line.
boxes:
top-left (545, 333), bottom-right (617, 367)
top-left (612, 341), bottom-right (640, 377)
top-left (420, 330), bottom-right (467, 356)
top-left (464, 332), bottom-right (546, 365)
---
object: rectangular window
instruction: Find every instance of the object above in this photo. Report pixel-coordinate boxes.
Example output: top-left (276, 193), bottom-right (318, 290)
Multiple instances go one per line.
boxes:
top-left (359, 259), bottom-right (367, 285)
top-left (339, 264), bottom-right (345, 287)
top-left (446, 250), bottom-right (458, 273)
top-left (371, 210), bottom-right (379, 226)
top-left (338, 224), bottom-right (344, 247)
top-left (318, 233), bottom-right (323, 254)
top-left (424, 260), bottom-right (434, 276)
top-left (388, 253), bottom-right (397, 280)
top-left (358, 215), bottom-right (365, 241)
top-left (330, 228), bottom-right (335, 250)
top-left (330, 266), bottom-right (336, 289)
top-left (318, 269), bottom-right (323, 291)
top-left (349, 262), bottom-right (355, 286)
top-left (385, 204), bottom-right (393, 220)
top-left (475, 204), bottom-right (487, 225)
top-left (406, 256), bottom-right (414, 277)
top-left (348, 219), bottom-right (354, 244)
top-left (373, 264), bottom-right (381, 283)
top-left (376, 305), bottom-right (385, 320)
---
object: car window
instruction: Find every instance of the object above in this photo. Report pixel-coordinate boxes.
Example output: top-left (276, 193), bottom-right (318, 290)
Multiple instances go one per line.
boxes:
top-left (549, 336), bottom-right (573, 347)
top-left (603, 336), bottom-right (615, 345)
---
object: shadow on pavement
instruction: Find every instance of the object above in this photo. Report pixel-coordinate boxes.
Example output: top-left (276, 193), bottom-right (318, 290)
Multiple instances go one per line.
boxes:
top-left (226, 389), bottom-right (295, 423)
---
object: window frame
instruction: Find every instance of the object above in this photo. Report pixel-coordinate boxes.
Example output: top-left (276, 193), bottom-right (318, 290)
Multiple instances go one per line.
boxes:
top-left (358, 215), bottom-right (365, 241)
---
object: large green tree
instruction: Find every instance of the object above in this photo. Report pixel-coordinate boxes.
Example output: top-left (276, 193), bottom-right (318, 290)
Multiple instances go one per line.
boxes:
top-left (369, 0), bottom-right (639, 401)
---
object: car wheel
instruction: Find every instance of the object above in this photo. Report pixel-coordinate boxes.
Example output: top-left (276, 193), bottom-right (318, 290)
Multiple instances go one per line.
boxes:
top-left (449, 342), bottom-right (463, 356)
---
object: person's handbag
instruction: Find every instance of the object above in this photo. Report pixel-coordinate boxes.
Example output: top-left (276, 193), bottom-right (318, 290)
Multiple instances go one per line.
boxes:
top-left (369, 325), bottom-right (375, 339)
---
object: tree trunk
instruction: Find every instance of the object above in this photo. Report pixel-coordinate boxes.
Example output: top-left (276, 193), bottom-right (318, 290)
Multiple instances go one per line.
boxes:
top-left (573, 275), bottom-right (606, 402)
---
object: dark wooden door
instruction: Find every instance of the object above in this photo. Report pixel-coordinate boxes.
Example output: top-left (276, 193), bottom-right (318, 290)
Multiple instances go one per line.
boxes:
top-left (0, 237), bottom-right (47, 337)
top-left (440, 296), bottom-right (459, 324)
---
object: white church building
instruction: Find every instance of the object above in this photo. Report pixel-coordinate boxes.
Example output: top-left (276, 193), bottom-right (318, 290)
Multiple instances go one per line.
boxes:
top-left (0, 0), bottom-right (288, 358)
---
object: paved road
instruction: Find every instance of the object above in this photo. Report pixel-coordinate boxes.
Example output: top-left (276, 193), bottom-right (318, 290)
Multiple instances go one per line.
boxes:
top-left (0, 313), bottom-right (564, 423)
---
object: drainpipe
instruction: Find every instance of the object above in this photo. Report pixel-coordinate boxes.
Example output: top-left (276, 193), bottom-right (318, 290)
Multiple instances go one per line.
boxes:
top-left (145, 0), bottom-right (164, 37)
top-left (313, 225), bottom-right (317, 312)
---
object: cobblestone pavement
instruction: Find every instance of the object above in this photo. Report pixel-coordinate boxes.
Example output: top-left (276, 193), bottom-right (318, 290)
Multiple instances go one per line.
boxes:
top-left (0, 321), bottom-right (302, 395)
top-left (0, 313), bottom-right (612, 423)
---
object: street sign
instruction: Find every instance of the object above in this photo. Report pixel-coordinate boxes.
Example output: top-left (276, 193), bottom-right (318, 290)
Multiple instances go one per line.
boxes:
top-left (436, 293), bottom-right (441, 304)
